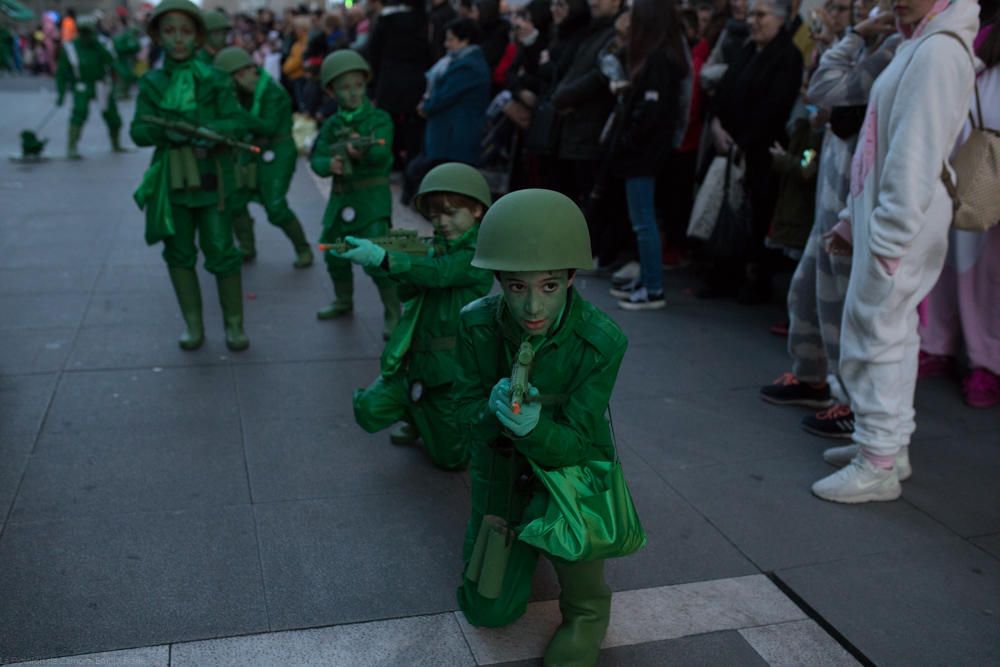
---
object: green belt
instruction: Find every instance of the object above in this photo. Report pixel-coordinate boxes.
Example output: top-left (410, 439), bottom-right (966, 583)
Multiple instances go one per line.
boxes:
top-left (410, 336), bottom-right (456, 353)
top-left (331, 176), bottom-right (390, 195)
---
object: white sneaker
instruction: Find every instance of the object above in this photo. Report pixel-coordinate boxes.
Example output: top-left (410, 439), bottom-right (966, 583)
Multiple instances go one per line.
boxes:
top-left (811, 454), bottom-right (902, 504)
top-left (823, 445), bottom-right (911, 481)
top-left (618, 286), bottom-right (666, 311)
top-left (611, 261), bottom-right (641, 286)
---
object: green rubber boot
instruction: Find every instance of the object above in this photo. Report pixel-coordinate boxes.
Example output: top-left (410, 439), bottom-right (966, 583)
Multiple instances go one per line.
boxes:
top-left (232, 211), bottom-right (257, 263)
top-left (378, 283), bottom-right (401, 340)
top-left (67, 123), bottom-right (83, 160)
top-left (167, 267), bottom-right (204, 351)
top-left (317, 274), bottom-right (353, 319)
top-left (543, 559), bottom-right (611, 667)
top-left (216, 271), bottom-right (250, 351)
top-left (280, 215), bottom-right (314, 268)
top-left (389, 422), bottom-right (419, 446)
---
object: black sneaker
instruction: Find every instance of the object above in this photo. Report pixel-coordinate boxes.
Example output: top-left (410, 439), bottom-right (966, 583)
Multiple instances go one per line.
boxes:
top-left (801, 404), bottom-right (855, 439)
top-left (759, 372), bottom-right (834, 408)
top-left (609, 277), bottom-right (640, 299)
top-left (618, 287), bottom-right (666, 311)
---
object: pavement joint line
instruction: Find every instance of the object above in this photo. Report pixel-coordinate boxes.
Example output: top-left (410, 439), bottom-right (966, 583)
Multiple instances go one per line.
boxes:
top-left (51, 352), bottom-right (384, 375)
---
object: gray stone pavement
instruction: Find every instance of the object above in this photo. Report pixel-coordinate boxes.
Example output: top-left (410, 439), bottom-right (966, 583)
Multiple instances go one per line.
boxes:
top-left (1, 79), bottom-right (998, 666)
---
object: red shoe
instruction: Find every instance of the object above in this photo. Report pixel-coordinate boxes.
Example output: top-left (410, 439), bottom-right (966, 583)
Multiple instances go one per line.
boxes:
top-left (918, 351), bottom-right (955, 379)
top-left (963, 368), bottom-right (1000, 408)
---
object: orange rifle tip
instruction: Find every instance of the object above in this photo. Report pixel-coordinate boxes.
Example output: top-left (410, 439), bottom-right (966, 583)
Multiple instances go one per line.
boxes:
top-left (250, 146), bottom-right (261, 153)
top-left (317, 243), bottom-right (334, 251)
top-left (512, 403), bottom-right (521, 415)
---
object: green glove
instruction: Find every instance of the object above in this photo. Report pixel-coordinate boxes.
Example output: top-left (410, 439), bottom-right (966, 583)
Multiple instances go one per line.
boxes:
top-left (494, 385), bottom-right (541, 437)
top-left (330, 236), bottom-right (387, 268)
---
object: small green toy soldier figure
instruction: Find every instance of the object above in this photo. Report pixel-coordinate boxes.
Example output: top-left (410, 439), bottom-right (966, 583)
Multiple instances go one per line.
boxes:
top-left (454, 189), bottom-right (628, 667)
top-left (311, 49), bottom-right (400, 338)
top-left (130, 0), bottom-right (251, 352)
top-left (214, 46), bottom-right (313, 268)
top-left (197, 10), bottom-right (230, 65)
top-left (56, 14), bottom-right (125, 159)
top-left (337, 163), bottom-right (494, 470)
top-left (112, 21), bottom-right (141, 100)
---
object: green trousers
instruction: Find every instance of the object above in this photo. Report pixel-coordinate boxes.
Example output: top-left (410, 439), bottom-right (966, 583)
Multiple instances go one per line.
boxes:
top-left (163, 202), bottom-right (243, 276)
top-left (70, 88), bottom-right (121, 131)
top-left (353, 374), bottom-right (469, 470)
top-left (320, 217), bottom-right (395, 289)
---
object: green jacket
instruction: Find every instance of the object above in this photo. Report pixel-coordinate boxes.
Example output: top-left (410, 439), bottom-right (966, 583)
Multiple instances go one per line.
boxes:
top-left (454, 290), bottom-right (628, 469)
top-left (56, 35), bottom-right (113, 100)
top-left (310, 100), bottom-right (394, 234)
top-left (233, 70), bottom-right (297, 199)
top-left (374, 227), bottom-right (493, 387)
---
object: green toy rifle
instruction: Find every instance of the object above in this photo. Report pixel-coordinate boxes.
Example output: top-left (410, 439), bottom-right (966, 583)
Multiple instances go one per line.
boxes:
top-left (510, 341), bottom-right (534, 415)
top-left (139, 115), bottom-right (261, 155)
top-left (330, 132), bottom-right (386, 177)
top-left (318, 228), bottom-right (431, 256)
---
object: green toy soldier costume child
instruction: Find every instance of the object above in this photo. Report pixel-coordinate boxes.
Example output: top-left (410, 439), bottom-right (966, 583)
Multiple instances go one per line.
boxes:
top-left (112, 23), bottom-right (141, 100)
top-left (310, 49), bottom-right (400, 338)
top-left (337, 163), bottom-right (494, 470)
top-left (197, 10), bottom-right (230, 65)
top-left (214, 46), bottom-right (313, 268)
top-left (130, 0), bottom-right (251, 352)
top-left (455, 189), bottom-right (628, 667)
top-left (56, 14), bottom-right (125, 159)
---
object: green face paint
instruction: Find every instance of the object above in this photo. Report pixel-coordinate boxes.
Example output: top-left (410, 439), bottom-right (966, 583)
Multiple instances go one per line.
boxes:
top-left (499, 270), bottom-right (573, 338)
top-left (206, 28), bottom-right (228, 52)
top-left (431, 205), bottom-right (479, 241)
top-left (332, 71), bottom-right (367, 111)
top-left (233, 65), bottom-right (259, 94)
top-left (159, 12), bottom-right (198, 62)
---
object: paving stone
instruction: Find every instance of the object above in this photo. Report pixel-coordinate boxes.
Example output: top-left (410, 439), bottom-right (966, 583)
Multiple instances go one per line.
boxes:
top-left (254, 490), bottom-right (469, 630)
top-left (0, 238), bottom-right (111, 269)
top-left (171, 613), bottom-right (474, 667)
top-left (665, 449), bottom-right (960, 571)
top-left (0, 373), bottom-right (58, 441)
top-left (0, 506), bottom-right (268, 662)
top-left (739, 620), bottom-right (860, 667)
top-left (972, 533), bottom-right (1000, 561)
top-left (612, 342), bottom-right (723, 401)
top-left (4, 646), bottom-right (169, 667)
top-left (776, 541), bottom-right (1000, 667)
top-left (65, 324), bottom-right (236, 371)
top-left (914, 376), bottom-right (1000, 436)
top-left (82, 291), bottom-right (191, 327)
top-left (492, 630), bottom-right (769, 667)
top-left (0, 266), bottom-right (101, 296)
top-left (42, 366), bottom-right (239, 436)
top-left (10, 425), bottom-right (249, 522)
top-left (0, 432), bottom-right (33, 532)
top-left (0, 328), bottom-right (74, 374)
top-left (0, 294), bottom-right (90, 330)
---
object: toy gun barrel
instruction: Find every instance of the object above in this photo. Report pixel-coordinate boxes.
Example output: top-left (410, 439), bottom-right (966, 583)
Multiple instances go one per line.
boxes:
top-left (509, 341), bottom-right (534, 415)
top-left (318, 229), bottom-right (430, 257)
top-left (329, 135), bottom-right (386, 177)
top-left (140, 115), bottom-right (261, 154)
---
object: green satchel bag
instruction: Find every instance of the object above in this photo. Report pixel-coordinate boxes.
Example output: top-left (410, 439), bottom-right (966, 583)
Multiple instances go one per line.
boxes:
top-left (517, 409), bottom-right (647, 562)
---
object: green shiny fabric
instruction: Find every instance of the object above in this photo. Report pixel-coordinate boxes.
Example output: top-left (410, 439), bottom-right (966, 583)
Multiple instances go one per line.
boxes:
top-left (160, 60), bottom-right (199, 113)
top-left (133, 156), bottom-right (175, 245)
top-left (518, 457), bottom-right (646, 562)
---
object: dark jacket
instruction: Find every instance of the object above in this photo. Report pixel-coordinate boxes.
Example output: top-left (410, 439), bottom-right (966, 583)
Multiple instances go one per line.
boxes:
top-left (429, 0), bottom-right (457, 61)
top-left (422, 46), bottom-right (491, 163)
top-left (505, 34), bottom-right (548, 95)
top-left (613, 48), bottom-right (689, 177)
top-left (535, 16), bottom-right (590, 98)
top-left (367, 7), bottom-right (431, 114)
top-left (478, 18), bottom-right (511, 71)
top-left (551, 15), bottom-right (617, 161)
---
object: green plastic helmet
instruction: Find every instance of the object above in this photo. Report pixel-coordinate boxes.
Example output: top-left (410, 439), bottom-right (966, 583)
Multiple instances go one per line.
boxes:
top-left (472, 189), bottom-right (592, 271)
top-left (214, 46), bottom-right (254, 74)
top-left (320, 49), bottom-right (371, 89)
top-left (414, 163), bottom-right (492, 217)
top-left (147, 0), bottom-right (205, 43)
top-left (201, 9), bottom-right (232, 32)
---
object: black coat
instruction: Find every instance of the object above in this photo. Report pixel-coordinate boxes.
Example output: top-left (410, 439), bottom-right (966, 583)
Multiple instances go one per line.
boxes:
top-left (551, 16), bottom-right (617, 161)
top-left (478, 19), bottom-right (511, 71)
top-left (535, 19), bottom-right (590, 98)
top-left (429, 1), bottom-right (456, 62)
top-left (367, 9), bottom-right (432, 114)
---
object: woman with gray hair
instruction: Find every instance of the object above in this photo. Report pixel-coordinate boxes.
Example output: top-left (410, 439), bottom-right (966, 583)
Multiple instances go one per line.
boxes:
top-left (700, 0), bottom-right (803, 302)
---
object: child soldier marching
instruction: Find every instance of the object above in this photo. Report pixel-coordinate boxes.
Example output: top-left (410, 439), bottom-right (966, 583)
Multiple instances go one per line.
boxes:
top-left (130, 0), bottom-right (252, 351)
top-left (214, 46), bottom-right (313, 268)
top-left (310, 49), bottom-right (400, 338)
top-left (197, 10), bottom-right (230, 65)
top-left (56, 14), bottom-right (125, 159)
top-left (333, 163), bottom-right (494, 470)
top-left (455, 189), bottom-right (630, 667)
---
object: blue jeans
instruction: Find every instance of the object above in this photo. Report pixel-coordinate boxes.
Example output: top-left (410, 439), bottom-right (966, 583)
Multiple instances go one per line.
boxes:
top-left (625, 176), bottom-right (663, 294)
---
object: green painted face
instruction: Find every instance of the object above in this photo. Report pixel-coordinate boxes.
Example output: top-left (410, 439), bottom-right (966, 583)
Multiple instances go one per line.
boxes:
top-left (431, 205), bottom-right (481, 241)
top-left (233, 65), bottom-right (259, 94)
top-left (499, 270), bottom-right (574, 337)
top-left (206, 28), bottom-right (228, 52)
top-left (331, 70), bottom-right (367, 110)
top-left (158, 12), bottom-right (198, 62)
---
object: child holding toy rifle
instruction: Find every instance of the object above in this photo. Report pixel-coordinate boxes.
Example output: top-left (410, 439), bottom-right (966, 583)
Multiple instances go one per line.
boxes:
top-left (214, 46), bottom-right (313, 268)
top-left (454, 189), bottom-right (645, 667)
top-left (332, 163), bottom-right (494, 470)
top-left (310, 49), bottom-right (400, 339)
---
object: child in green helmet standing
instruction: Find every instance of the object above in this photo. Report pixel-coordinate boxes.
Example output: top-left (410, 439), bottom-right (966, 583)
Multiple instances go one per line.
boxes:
top-left (214, 46), bottom-right (313, 268)
top-left (335, 163), bottom-right (494, 470)
top-left (310, 49), bottom-right (400, 339)
top-left (196, 10), bottom-right (230, 65)
top-left (455, 189), bottom-right (630, 666)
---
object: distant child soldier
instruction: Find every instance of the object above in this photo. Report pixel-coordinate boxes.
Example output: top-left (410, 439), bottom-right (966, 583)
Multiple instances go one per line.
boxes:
top-left (130, 0), bottom-right (251, 351)
top-left (56, 14), bottom-right (124, 159)
top-left (197, 10), bottom-right (230, 65)
top-left (454, 189), bottom-right (629, 667)
top-left (337, 163), bottom-right (494, 470)
top-left (310, 49), bottom-right (400, 338)
top-left (214, 46), bottom-right (313, 268)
